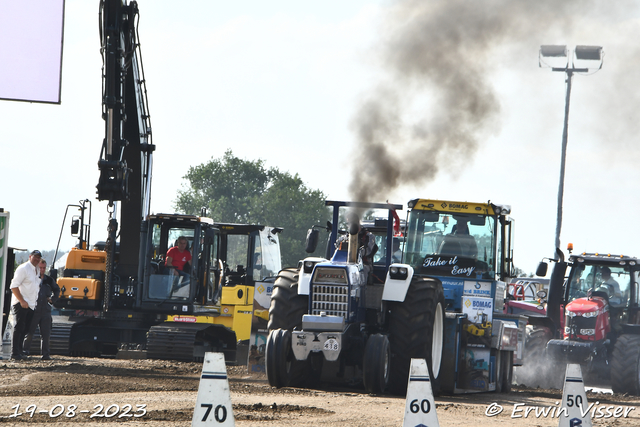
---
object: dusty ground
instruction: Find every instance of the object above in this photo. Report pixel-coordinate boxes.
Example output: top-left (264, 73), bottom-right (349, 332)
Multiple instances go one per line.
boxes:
top-left (0, 357), bottom-right (639, 426)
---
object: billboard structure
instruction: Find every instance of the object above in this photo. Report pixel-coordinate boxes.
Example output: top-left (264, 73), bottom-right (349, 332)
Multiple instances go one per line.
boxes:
top-left (0, 0), bottom-right (66, 104)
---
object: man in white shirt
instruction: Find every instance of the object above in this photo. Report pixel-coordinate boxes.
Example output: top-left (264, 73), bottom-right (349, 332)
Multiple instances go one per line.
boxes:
top-left (10, 250), bottom-right (42, 360)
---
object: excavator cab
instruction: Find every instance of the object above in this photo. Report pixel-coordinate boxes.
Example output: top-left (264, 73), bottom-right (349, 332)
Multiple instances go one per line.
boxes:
top-left (140, 214), bottom-right (221, 312)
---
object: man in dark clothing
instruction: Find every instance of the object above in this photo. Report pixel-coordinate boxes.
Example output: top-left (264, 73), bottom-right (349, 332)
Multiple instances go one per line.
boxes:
top-left (23, 259), bottom-right (60, 360)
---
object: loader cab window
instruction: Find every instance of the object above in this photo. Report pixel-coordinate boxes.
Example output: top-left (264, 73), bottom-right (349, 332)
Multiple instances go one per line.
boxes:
top-left (204, 229), bottom-right (221, 304)
top-left (253, 228), bottom-right (282, 282)
top-left (404, 210), bottom-right (495, 278)
top-left (224, 234), bottom-right (249, 285)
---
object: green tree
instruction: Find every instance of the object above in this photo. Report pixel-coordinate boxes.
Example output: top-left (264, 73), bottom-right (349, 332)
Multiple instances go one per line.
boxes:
top-left (175, 150), bottom-right (329, 267)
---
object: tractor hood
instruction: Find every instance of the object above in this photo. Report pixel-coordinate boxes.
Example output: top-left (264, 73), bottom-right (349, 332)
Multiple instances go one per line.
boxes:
top-left (565, 296), bottom-right (607, 317)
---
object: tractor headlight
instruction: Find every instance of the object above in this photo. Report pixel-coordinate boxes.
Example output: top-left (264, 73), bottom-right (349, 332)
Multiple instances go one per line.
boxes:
top-left (566, 310), bottom-right (577, 318)
top-left (389, 266), bottom-right (408, 280)
top-left (303, 260), bottom-right (316, 274)
top-left (582, 310), bottom-right (599, 318)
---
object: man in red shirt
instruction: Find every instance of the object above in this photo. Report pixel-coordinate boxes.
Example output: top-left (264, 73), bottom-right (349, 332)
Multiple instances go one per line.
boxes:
top-left (165, 236), bottom-right (192, 281)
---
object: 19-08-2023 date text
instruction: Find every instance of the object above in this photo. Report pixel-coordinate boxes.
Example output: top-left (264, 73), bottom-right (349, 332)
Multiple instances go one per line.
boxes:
top-left (9, 403), bottom-right (147, 418)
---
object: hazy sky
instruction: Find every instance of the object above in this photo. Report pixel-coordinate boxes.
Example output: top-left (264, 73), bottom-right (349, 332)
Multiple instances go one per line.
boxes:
top-left (2, 1), bottom-right (640, 274)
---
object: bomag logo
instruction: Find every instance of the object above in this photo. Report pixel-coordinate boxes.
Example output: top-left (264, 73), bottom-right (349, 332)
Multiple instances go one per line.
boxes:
top-left (472, 300), bottom-right (492, 308)
top-left (449, 203), bottom-right (468, 210)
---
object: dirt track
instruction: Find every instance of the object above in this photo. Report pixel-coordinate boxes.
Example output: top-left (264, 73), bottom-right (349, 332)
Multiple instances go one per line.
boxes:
top-left (1, 357), bottom-right (640, 426)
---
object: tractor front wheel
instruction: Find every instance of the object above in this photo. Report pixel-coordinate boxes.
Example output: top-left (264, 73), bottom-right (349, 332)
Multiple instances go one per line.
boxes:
top-left (265, 329), bottom-right (306, 388)
top-left (388, 278), bottom-right (444, 396)
top-left (363, 334), bottom-right (390, 394)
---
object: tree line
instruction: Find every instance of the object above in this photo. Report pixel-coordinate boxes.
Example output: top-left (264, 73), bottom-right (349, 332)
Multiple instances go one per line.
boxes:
top-left (174, 149), bottom-right (329, 267)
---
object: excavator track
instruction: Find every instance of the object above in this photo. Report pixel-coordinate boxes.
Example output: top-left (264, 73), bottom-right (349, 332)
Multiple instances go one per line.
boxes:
top-left (50, 320), bottom-right (75, 356)
top-left (147, 323), bottom-right (238, 363)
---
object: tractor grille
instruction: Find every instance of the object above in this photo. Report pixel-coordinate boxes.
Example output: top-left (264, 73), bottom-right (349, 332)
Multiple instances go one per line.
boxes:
top-left (564, 315), bottom-right (597, 341)
top-left (311, 284), bottom-right (349, 318)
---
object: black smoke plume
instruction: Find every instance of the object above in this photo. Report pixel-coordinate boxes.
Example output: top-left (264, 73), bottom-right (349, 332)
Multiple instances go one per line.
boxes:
top-left (348, 0), bottom-right (622, 202)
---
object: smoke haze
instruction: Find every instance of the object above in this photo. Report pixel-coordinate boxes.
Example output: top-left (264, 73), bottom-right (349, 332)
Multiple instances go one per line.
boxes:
top-left (348, 0), bottom-right (629, 203)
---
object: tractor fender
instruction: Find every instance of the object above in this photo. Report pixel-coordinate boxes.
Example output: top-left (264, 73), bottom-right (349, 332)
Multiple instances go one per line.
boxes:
top-left (622, 324), bottom-right (640, 335)
top-left (297, 257), bottom-right (326, 295)
top-left (382, 263), bottom-right (414, 302)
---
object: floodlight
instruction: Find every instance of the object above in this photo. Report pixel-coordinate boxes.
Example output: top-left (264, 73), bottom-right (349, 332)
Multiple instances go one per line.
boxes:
top-left (574, 45), bottom-right (602, 61)
top-left (540, 45), bottom-right (567, 58)
top-left (538, 43), bottom-right (603, 257)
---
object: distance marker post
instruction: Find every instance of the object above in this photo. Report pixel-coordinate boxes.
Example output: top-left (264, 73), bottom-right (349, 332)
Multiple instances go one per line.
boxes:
top-left (192, 352), bottom-right (235, 426)
top-left (402, 358), bottom-right (439, 427)
top-left (559, 363), bottom-right (592, 427)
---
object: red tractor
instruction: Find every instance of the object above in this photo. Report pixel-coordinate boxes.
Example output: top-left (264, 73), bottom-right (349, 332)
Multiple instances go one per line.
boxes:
top-left (525, 247), bottom-right (640, 393)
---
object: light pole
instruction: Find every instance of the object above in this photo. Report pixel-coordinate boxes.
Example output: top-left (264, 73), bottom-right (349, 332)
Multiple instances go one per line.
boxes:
top-left (539, 45), bottom-right (603, 259)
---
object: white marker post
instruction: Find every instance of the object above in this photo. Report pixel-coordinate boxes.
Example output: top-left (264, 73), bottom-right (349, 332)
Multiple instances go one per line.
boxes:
top-left (192, 352), bottom-right (235, 427)
top-left (402, 358), bottom-right (439, 427)
top-left (559, 364), bottom-right (592, 427)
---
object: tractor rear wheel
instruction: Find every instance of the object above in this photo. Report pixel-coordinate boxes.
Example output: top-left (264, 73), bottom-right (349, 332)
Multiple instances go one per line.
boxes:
top-left (363, 334), bottom-right (390, 394)
top-left (266, 268), bottom-right (308, 387)
top-left (611, 334), bottom-right (640, 395)
top-left (387, 278), bottom-right (444, 396)
top-left (268, 267), bottom-right (308, 331)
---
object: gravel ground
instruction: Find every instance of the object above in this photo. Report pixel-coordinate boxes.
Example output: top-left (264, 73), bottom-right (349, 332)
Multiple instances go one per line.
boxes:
top-left (1, 356), bottom-right (640, 426)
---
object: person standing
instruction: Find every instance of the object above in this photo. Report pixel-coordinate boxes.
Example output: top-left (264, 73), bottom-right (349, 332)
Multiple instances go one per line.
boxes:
top-left (23, 259), bottom-right (60, 360)
top-left (9, 250), bottom-right (42, 360)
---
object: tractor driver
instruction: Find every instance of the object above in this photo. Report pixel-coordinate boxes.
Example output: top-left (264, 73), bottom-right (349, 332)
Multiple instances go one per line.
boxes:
top-left (339, 214), bottom-right (378, 284)
top-left (165, 236), bottom-right (192, 281)
top-left (446, 219), bottom-right (478, 259)
top-left (601, 266), bottom-right (623, 306)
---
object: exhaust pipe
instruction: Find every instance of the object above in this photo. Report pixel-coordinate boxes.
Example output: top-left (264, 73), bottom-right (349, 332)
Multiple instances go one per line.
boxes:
top-left (348, 216), bottom-right (360, 264)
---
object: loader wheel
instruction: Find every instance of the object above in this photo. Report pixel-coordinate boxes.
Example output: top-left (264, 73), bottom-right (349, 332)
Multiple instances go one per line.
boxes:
top-left (268, 267), bottom-right (308, 331)
top-left (387, 278), bottom-right (444, 396)
top-left (495, 351), bottom-right (504, 393)
top-left (265, 329), bottom-right (306, 388)
top-left (363, 334), bottom-right (390, 394)
top-left (497, 350), bottom-right (513, 393)
top-left (611, 334), bottom-right (640, 395)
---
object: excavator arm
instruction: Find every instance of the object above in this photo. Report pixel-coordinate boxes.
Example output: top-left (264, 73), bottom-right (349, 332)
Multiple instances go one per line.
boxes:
top-left (95, 0), bottom-right (154, 310)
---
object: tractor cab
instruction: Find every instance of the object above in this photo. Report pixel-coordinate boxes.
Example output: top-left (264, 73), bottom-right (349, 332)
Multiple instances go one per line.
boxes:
top-left (403, 199), bottom-right (513, 282)
top-left (562, 254), bottom-right (638, 340)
